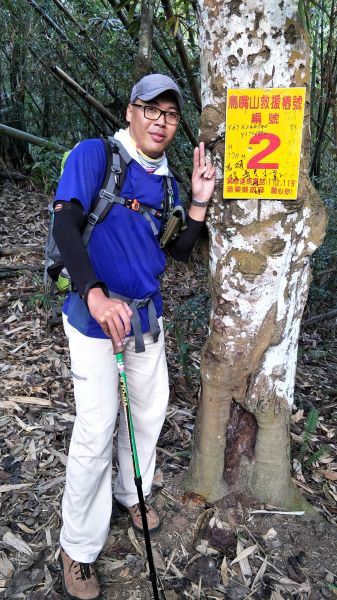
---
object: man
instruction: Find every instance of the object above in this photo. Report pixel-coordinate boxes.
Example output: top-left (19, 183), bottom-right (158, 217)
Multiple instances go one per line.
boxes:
top-left (53, 73), bottom-right (215, 600)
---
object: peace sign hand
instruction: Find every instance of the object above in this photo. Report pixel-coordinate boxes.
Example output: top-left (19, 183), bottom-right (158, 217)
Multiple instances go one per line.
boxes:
top-left (191, 142), bottom-right (216, 204)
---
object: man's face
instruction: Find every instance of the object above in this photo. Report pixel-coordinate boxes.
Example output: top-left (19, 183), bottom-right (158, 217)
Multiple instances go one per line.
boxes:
top-left (126, 92), bottom-right (180, 158)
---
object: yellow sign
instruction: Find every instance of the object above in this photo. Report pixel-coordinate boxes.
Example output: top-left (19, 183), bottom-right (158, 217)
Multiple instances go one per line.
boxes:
top-left (223, 88), bottom-right (306, 200)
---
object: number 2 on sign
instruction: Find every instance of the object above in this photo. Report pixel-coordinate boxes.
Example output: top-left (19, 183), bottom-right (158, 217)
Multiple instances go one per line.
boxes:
top-left (247, 133), bottom-right (280, 170)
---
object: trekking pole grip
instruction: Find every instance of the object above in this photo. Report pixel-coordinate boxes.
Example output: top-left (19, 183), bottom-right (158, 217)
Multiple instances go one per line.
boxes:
top-left (111, 340), bottom-right (126, 355)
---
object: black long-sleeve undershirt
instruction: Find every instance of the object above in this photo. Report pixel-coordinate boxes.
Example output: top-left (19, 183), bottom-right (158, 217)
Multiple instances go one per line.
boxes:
top-left (166, 215), bottom-right (204, 261)
top-left (52, 199), bottom-right (204, 300)
top-left (52, 200), bottom-right (103, 299)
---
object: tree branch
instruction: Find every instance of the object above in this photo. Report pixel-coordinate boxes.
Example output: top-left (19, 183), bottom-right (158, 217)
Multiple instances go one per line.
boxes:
top-left (0, 123), bottom-right (66, 151)
top-left (50, 66), bottom-right (123, 129)
top-left (26, 44), bottom-right (109, 135)
top-left (302, 309), bottom-right (337, 327)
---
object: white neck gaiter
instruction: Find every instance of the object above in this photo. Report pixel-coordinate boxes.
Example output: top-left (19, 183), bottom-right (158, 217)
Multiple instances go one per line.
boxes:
top-left (114, 128), bottom-right (169, 176)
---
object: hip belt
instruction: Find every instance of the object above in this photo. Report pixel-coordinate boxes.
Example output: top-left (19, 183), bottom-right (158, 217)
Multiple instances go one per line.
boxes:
top-left (108, 292), bottom-right (161, 353)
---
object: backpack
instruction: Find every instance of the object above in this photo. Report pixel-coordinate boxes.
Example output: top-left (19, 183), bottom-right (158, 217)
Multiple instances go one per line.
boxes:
top-left (44, 136), bottom-right (185, 292)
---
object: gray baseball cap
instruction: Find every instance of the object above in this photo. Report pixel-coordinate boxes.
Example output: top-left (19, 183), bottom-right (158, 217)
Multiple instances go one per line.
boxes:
top-left (130, 74), bottom-right (183, 112)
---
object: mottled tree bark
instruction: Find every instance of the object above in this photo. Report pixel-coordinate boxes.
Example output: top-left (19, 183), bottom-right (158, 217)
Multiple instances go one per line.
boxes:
top-left (185, 0), bottom-right (326, 512)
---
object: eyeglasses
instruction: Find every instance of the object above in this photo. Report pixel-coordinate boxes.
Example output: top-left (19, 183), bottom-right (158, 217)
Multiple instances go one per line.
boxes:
top-left (131, 103), bottom-right (181, 125)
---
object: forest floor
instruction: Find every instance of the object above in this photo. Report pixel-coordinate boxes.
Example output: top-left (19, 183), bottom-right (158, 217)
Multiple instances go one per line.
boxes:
top-left (0, 180), bottom-right (336, 600)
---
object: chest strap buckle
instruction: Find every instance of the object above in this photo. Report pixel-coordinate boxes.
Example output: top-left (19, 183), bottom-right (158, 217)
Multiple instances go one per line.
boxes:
top-left (131, 199), bottom-right (140, 212)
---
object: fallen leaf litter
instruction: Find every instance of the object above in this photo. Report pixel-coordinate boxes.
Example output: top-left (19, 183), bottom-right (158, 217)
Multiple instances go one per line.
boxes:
top-left (0, 181), bottom-right (336, 599)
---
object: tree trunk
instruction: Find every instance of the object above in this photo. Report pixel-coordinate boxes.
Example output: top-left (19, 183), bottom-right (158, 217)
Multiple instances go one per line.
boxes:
top-left (134, 0), bottom-right (154, 80)
top-left (161, 0), bottom-right (202, 111)
top-left (185, 0), bottom-right (326, 513)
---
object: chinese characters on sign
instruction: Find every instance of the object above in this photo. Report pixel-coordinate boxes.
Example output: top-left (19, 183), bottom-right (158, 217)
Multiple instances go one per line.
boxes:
top-left (223, 88), bottom-right (306, 200)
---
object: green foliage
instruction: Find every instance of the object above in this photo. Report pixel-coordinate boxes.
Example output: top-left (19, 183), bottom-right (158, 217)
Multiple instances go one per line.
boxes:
top-left (1, 0), bottom-right (199, 186)
top-left (30, 147), bottom-right (64, 193)
top-left (299, 407), bottom-right (320, 463)
top-left (174, 292), bottom-right (210, 334)
top-left (173, 327), bottom-right (190, 374)
top-left (27, 291), bottom-right (52, 310)
top-left (298, 410), bottom-right (334, 482)
top-left (304, 444), bottom-right (330, 466)
top-left (309, 197), bottom-right (337, 311)
top-left (306, 0), bottom-right (337, 312)
top-left (325, 583), bottom-right (337, 594)
top-left (168, 291), bottom-right (210, 380)
top-left (26, 274), bottom-right (52, 309)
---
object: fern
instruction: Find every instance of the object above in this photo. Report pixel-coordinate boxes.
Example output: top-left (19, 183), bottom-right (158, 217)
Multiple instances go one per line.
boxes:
top-left (304, 444), bottom-right (330, 466)
top-left (299, 407), bottom-right (320, 462)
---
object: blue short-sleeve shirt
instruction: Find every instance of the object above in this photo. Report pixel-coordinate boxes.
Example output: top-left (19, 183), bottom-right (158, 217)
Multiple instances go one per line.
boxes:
top-left (54, 138), bottom-right (181, 338)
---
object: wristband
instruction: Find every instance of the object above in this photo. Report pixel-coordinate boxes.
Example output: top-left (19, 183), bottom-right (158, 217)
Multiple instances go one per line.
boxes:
top-left (191, 198), bottom-right (209, 207)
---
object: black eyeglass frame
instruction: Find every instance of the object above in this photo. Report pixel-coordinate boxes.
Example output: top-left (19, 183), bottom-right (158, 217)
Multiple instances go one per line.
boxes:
top-left (131, 103), bottom-right (181, 125)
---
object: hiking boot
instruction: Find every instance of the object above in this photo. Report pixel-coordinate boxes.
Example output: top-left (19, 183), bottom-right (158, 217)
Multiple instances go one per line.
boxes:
top-left (123, 501), bottom-right (160, 533)
top-left (116, 500), bottom-right (160, 533)
top-left (59, 547), bottom-right (101, 600)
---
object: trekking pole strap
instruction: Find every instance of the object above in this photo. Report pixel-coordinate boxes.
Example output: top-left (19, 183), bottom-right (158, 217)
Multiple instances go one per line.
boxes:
top-left (109, 292), bottom-right (161, 353)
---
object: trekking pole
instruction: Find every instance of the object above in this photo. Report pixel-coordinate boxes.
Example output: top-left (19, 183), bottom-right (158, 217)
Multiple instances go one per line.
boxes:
top-left (113, 345), bottom-right (161, 600)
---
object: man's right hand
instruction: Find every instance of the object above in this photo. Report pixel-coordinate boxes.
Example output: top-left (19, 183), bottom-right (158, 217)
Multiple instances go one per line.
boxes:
top-left (87, 287), bottom-right (133, 348)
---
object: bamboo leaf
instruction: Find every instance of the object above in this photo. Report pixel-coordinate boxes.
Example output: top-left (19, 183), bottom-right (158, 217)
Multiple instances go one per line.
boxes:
top-left (231, 543), bottom-right (257, 565)
top-left (220, 554), bottom-right (229, 586)
top-left (2, 531), bottom-right (33, 556)
top-left (0, 483), bottom-right (32, 493)
top-left (252, 556), bottom-right (268, 588)
top-left (127, 527), bottom-right (144, 557)
top-left (322, 470), bottom-right (337, 481)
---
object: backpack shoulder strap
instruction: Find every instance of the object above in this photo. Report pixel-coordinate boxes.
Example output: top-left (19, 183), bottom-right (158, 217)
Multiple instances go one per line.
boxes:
top-left (99, 137), bottom-right (113, 191)
top-left (82, 137), bottom-right (131, 246)
top-left (108, 135), bottom-right (133, 168)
